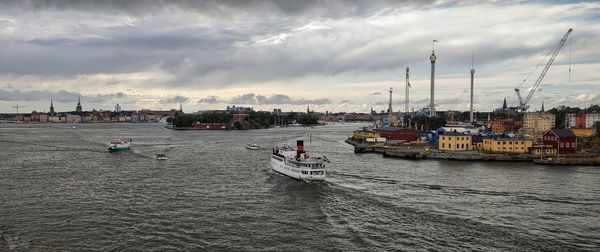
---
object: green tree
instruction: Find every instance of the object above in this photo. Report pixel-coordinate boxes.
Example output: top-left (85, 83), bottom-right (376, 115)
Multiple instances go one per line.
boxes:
top-left (297, 114), bottom-right (319, 125)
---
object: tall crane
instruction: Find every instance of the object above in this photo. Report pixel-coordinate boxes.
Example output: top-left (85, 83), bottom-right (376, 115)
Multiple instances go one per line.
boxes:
top-left (515, 28), bottom-right (573, 112)
top-left (12, 104), bottom-right (27, 113)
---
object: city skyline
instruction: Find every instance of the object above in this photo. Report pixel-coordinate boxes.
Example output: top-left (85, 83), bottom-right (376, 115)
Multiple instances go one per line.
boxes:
top-left (1, 1), bottom-right (600, 113)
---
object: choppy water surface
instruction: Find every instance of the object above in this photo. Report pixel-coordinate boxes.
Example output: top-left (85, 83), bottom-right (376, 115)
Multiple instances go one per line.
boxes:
top-left (1, 123), bottom-right (599, 251)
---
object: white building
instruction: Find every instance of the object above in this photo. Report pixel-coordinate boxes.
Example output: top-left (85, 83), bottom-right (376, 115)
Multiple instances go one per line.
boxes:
top-left (586, 113), bottom-right (600, 128)
top-left (565, 113), bottom-right (576, 128)
top-left (566, 113), bottom-right (600, 128)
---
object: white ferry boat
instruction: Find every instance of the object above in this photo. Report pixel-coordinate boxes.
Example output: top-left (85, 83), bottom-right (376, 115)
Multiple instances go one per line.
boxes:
top-left (107, 139), bottom-right (131, 152)
top-left (246, 143), bottom-right (260, 150)
top-left (271, 140), bottom-right (327, 181)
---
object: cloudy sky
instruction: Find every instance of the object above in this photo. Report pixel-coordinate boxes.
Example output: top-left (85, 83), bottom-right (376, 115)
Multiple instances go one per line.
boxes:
top-left (0, 0), bottom-right (599, 113)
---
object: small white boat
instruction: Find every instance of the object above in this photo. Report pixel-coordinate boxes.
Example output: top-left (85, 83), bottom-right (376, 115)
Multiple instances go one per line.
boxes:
top-left (72, 123), bottom-right (79, 129)
top-left (108, 138), bottom-right (131, 152)
top-left (271, 140), bottom-right (328, 181)
top-left (156, 153), bottom-right (168, 160)
top-left (246, 143), bottom-right (260, 150)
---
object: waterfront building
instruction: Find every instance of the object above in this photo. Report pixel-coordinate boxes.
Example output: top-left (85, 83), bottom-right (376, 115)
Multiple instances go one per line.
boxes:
top-left (529, 145), bottom-right (558, 156)
top-left (566, 113), bottom-right (600, 128)
top-left (66, 114), bottom-right (82, 123)
top-left (226, 105), bottom-right (253, 113)
top-left (487, 119), bottom-right (521, 134)
top-left (439, 133), bottom-right (474, 151)
top-left (48, 115), bottom-right (63, 123)
top-left (482, 138), bottom-right (533, 154)
top-left (39, 113), bottom-right (48, 122)
top-left (523, 112), bottom-right (555, 136)
top-left (375, 127), bottom-right (421, 142)
top-left (542, 129), bottom-right (577, 155)
top-left (352, 129), bottom-right (381, 141)
top-left (586, 114), bottom-right (600, 128)
top-left (565, 113), bottom-right (585, 128)
top-left (30, 111), bottom-right (40, 122)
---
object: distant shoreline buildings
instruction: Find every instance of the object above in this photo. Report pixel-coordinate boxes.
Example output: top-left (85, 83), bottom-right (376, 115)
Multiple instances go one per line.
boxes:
top-left (6, 99), bottom-right (183, 123)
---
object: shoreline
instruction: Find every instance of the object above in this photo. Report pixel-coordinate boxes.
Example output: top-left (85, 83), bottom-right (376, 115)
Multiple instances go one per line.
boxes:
top-left (346, 138), bottom-right (600, 166)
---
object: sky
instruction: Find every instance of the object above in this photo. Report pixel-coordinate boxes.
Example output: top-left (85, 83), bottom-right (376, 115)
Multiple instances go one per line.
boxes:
top-left (0, 0), bottom-right (599, 113)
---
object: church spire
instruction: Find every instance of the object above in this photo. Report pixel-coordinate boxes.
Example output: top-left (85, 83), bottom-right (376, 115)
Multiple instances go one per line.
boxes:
top-left (76, 96), bottom-right (82, 113)
top-left (541, 100), bottom-right (545, 112)
top-left (50, 98), bottom-right (55, 114)
top-left (502, 97), bottom-right (507, 110)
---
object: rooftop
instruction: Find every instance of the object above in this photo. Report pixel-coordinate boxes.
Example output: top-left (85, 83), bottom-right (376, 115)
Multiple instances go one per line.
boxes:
top-left (548, 128), bottom-right (576, 138)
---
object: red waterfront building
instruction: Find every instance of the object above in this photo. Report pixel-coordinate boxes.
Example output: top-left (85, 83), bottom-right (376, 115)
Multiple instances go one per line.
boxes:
top-left (375, 127), bottom-right (422, 141)
top-left (542, 129), bottom-right (577, 154)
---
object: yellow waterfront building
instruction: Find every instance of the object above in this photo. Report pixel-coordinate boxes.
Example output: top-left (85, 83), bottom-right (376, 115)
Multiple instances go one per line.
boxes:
top-left (482, 138), bottom-right (533, 153)
top-left (439, 133), bottom-right (475, 151)
top-left (352, 129), bottom-right (381, 140)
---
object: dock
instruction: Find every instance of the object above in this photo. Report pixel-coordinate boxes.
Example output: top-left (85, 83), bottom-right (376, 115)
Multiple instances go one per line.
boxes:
top-left (346, 138), bottom-right (599, 165)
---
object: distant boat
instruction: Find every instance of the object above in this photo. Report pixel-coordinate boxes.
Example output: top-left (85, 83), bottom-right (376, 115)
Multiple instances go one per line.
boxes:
top-left (72, 123), bottom-right (79, 129)
top-left (271, 140), bottom-right (328, 181)
top-left (156, 153), bottom-right (168, 160)
top-left (246, 143), bottom-right (260, 150)
top-left (108, 139), bottom-right (131, 152)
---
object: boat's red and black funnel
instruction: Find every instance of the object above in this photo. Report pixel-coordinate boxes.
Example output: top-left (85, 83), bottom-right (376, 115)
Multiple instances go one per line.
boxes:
top-left (296, 140), bottom-right (304, 158)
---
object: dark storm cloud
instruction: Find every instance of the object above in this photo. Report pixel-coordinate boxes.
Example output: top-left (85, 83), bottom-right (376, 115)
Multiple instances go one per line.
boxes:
top-left (3, 0), bottom-right (431, 18)
top-left (198, 96), bottom-right (222, 104)
top-left (0, 88), bottom-right (79, 102)
top-left (159, 95), bottom-right (189, 104)
top-left (0, 88), bottom-right (132, 103)
top-left (85, 92), bottom-right (127, 103)
top-left (0, 0), bottom-right (441, 81)
top-left (228, 93), bottom-right (330, 105)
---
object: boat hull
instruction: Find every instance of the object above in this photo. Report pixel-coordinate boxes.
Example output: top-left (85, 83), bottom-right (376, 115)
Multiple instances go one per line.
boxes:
top-left (108, 146), bottom-right (129, 152)
top-left (270, 157), bottom-right (325, 181)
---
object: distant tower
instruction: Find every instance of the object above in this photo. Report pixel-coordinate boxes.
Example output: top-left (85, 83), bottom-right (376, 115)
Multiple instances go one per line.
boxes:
top-left (76, 96), bottom-right (82, 113)
top-left (502, 97), bottom-right (507, 111)
top-left (49, 98), bottom-right (55, 114)
top-left (388, 87), bottom-right (394, 126)
top-left (429, 40), bottom-right (437, 117)
top-left (115, 103), bottom-right (121, 113)
top-left (307, 105), bottom-right (310, 114)
top-left (179, 103), bottom-right (183, 113)
top-left (470, 55), bottom-right (475, 123)
top-left (405, 67), bottom-right (410, 113)
top-left (541, 100), bottom-right (545, 112)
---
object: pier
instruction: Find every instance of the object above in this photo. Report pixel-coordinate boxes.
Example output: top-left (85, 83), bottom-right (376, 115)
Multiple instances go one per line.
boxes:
top-left (346, 138), bottom-right (599, 165)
